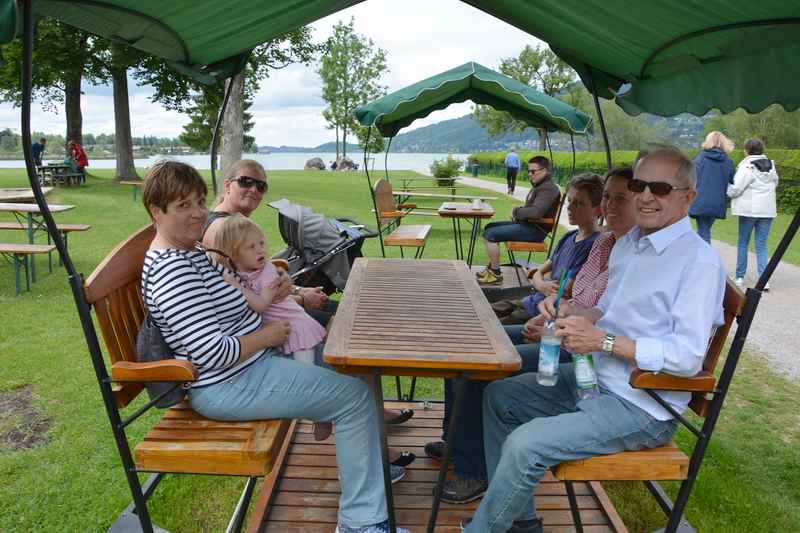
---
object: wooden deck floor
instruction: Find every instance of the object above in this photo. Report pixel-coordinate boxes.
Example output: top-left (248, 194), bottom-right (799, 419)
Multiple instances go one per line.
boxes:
top-left (247, 402), bottom-right (627, 533)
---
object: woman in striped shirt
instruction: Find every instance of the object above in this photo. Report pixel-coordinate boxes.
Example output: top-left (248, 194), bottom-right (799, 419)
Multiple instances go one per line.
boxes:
top-left (141, 161), bottom-right (409, 533)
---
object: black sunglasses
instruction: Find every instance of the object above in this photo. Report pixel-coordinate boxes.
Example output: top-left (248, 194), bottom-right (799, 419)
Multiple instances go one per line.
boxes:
top-left (233, 175), bottom-right (268, 193)
top-left (628, 178), bottom-right (689, 197)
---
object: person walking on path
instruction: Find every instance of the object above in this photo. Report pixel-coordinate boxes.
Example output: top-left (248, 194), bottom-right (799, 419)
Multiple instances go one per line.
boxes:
top-left (689, 131), bottom-right (735, 242)
top-left (31, 137), bottom-right (46, 167)
top-left (727, 138), bottom-right (779, 290)
top-left (504, 148), bottom-right (521, 195)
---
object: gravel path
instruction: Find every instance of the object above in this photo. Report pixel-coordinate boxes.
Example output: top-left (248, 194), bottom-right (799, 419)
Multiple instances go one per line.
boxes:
top-left (459, 175), bottom-right (799, 380)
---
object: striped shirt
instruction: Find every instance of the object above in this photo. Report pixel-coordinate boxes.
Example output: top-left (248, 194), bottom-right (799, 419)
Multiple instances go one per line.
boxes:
top-left (570, 231), bottom-right (616, 308)
top-left (142, 248), bottom-right (268, 388)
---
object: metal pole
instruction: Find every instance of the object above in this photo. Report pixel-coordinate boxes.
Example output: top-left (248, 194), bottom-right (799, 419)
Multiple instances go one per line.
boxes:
top-left (587, 72), bottom-right (613, 172)
top-left (364, 127), bottom-right (385, 257)
top-left (20, 1), bottom-right (155, 531)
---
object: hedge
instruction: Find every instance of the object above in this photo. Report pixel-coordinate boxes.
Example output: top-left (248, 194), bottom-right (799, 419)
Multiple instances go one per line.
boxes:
top-left (469, 150), bottom-right (800, 213)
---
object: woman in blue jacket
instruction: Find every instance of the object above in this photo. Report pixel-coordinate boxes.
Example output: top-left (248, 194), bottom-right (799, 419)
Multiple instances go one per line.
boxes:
top-left (689, 131), bottom-right (735, 242)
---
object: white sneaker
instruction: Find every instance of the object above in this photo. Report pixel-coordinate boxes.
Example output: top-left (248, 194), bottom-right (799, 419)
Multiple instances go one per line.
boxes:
top-left (734, 278), bottom-right (744, 288)
top-left (764, 282), bottom-right (771, 292)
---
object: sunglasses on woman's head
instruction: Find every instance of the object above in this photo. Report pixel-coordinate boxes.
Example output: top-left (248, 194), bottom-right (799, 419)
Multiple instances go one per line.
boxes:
top-left (233, 175), bottom-right (268, 193)
top-left (628, 178), bottom-right (689, 196)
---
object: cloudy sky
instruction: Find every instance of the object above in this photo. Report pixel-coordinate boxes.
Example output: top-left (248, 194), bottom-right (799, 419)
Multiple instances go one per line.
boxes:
top-left (0, 0), bottom-right (544, 147)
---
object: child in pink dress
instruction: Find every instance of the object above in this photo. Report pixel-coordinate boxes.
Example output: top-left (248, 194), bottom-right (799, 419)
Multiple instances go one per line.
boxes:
top-left (212, 214), bottom-right (331, 439)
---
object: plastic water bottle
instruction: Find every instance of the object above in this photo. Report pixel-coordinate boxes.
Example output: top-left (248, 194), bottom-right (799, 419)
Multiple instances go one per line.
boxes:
top-left (572, 353), bottom-right (599, 400)
top-left (537, 320), bottom-right (560, 386)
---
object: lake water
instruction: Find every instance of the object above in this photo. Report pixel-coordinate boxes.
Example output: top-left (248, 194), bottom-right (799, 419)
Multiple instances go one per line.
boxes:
top-left (0, 152), bottom-right (470, 176)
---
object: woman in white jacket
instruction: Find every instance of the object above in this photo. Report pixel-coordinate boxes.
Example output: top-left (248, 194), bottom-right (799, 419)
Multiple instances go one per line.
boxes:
top-left (727, 138), bottom-right (779, 289)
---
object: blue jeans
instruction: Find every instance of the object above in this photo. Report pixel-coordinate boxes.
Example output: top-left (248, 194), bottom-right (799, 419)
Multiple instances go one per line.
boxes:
top-left (464, 366), bottom-right (677, 532)
top-left (440, 326), bottom-right (563, 479)
top-left (189, 354), bottom-right (387, 528)
top-left (693, 215), bottom-right (715, 243)
top-left (483, 221), bottom-right (547, 243)
top-left (736, 216), bottom-right (773, 279)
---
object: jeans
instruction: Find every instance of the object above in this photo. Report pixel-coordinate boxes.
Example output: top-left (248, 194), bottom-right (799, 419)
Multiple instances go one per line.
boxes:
top-left (483, 221), bottom-right (547, 243)
top-left (306, 298), bottom-right (339, 328)
top-left (736, 216), bottom-right (773, 279)
top-left (440, 326), bottom-right (553, 479)
top-left (189, 353), bottom-right (386, 528)
top-left (464, 366), bottom-right (677, 532)
top-left (506, 167), bottom-right (519, 193)
top-left (693, 215), bottom-right (716, 243)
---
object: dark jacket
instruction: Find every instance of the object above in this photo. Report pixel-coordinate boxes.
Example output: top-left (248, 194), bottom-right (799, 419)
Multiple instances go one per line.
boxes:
top-left (689, 148), bottom-right (734, 219)
top-left (513, 177), bottom-right (560, 226)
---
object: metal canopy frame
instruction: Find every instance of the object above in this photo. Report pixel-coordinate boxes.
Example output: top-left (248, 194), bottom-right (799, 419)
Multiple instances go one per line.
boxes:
top-left (14, 1), bottom-right (800, 532)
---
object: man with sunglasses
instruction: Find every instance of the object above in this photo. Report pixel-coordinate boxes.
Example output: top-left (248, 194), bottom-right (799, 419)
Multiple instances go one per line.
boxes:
top-left (477, 156), bottom-right (560, 284)
top-left (461, 145), bottom-right (727, 533)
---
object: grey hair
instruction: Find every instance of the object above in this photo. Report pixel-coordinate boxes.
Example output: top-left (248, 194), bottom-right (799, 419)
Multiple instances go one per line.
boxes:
top-left (635, 144), bottom-right (697, 188)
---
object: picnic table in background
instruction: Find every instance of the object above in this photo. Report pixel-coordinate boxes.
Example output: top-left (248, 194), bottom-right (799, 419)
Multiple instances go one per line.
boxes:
top-left (37, 163), bottom-right (82, 186)
top-left (438, 201), bottom-right (495, 267)
top-left (119, 180), bottom-right (144, 201)
top-left (0, 202), bottom-right (76, 282)
top-left (324, 258), bottom-right (519, 533)
top-left (0, 187), bottom-right (53, 203)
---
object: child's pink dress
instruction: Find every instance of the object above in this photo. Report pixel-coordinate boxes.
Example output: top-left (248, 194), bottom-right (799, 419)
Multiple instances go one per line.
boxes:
top-left (242, 263), bottom-right (326, 354)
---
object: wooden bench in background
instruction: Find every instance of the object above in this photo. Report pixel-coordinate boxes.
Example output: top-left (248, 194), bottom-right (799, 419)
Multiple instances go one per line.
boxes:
top-left (0, 221), bottom-right (91, 268)
top-left (83, 224), bottom-right (290, 533)
top-left (0, 242), bottom-right (56, 295)
top-left (373, 179), bottom-right (431, 258)
top-left (554, 278), bottom-right (746, 533)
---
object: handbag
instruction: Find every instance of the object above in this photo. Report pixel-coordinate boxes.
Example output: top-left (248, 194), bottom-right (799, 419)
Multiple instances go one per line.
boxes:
top-left (136, 251), bottom-right (195, 408)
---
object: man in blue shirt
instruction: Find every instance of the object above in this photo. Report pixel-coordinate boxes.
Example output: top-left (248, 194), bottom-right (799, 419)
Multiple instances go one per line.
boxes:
top-left (504, 149), bottom-right (521, 195)
top-left (32, 137), bottom-right (46, 167)
top-left (462, 145), bottom-right (727, 533)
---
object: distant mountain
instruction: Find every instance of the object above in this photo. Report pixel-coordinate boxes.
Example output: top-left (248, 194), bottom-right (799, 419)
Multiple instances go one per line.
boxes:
top-left (258, 142), bottom-right (359, 153)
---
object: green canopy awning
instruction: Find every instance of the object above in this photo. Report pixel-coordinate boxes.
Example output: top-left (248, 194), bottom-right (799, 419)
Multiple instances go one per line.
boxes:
top-left (28, 1), bottom-right (800, 116)
top-left (354, 62), bottom-right (592, 137)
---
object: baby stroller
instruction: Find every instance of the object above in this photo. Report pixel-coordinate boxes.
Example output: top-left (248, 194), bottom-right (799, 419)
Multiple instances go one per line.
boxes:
top-left (268, 199), bottom-right (378, 294)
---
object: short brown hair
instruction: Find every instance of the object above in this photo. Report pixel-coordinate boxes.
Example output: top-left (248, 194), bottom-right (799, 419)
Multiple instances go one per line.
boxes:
top-left (142, 160), bottom-right (207, 219)
top-left (636, 144), bottom-right (696, 188)
top-left (744, 138), bottom-right (765, 155)
top-left (567, 173), bottom-right (604, 206)
top-left (605, 166), bottom-right (633, 184)
top-left (528, 156), bottom-right (552, 178)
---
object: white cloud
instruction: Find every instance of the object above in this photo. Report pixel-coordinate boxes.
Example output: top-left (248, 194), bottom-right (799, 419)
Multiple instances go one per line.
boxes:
top-left (1, 0), bottom-right (542, 146)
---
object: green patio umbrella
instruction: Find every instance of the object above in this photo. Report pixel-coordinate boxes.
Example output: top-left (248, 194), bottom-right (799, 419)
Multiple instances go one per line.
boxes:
top-left (354, 62), bottom-right (592, 137)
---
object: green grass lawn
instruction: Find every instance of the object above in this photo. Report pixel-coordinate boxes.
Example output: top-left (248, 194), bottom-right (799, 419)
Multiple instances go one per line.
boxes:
top-left (1, 168), bottom-right (798, 532)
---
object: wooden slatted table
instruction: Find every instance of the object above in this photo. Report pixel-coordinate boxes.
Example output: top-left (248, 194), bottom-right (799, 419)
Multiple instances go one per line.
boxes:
top-left (324, 258), bottom-right (520, 533)
top-left (437, 202), bottom-right (495, 268)
top-left (0, 187), bottom-right (53, 203)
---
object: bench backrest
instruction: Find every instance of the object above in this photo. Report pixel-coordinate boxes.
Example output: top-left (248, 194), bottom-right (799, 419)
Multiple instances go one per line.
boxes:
top-left (690, 277), bottom-right (746, 416)
top-left (84, 224), bottom-right (154, 408)
top-left (373, 178), bottom-right (399, 229)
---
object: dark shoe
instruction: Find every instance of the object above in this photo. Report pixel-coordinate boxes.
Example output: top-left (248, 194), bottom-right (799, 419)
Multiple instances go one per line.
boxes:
top-left (313, 421), bottom-right (332, 441)
top-left (440, 476), bottom-right (487, 504)
top-left (390, 464), bottom-right (405, 484)
top-left (386, 408), bottom-right (414, 425)
top-left (460, 517), bottom-right (543, 532)
top-left (390, 451), bottom-right (416, 467)
top-left (424, 440), bottom-right (444, 461)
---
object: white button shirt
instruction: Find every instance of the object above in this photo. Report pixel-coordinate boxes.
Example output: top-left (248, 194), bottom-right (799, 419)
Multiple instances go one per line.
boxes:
top-left (595, 217), bottom-right (726, 420)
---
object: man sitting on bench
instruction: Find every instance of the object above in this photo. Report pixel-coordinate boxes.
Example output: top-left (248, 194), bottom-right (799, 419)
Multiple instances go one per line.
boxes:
top-left (461, 145), bottom-right (727, 533)
top-left (477, 156), bottom-right (560, 284)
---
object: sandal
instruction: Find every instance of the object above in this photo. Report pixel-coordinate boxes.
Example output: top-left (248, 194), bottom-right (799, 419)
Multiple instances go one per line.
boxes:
top-left (386, 408), bottom-right (414, 425)
top-left (390, 451), bottom-right (416, 467)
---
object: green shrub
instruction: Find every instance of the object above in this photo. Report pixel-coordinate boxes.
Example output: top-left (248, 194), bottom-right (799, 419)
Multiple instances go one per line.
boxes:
top-left (430, 155), bottom-right (464, 186)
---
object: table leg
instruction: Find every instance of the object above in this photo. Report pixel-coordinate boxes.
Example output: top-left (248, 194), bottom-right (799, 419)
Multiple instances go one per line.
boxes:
top-left (26, 213), bottom-right (36, 283)
top-left (372, 369), bottom-right (397, 533)
top-left (13, 254), bottom-right (21, 296)
top-left (451, 218), bottom-right (461, 260)
top-left (466, 218), bottom-right (482, 268)
top-left (427, 373), bottom-right (466, 533)
top-left (455, 217), bottom-right (465, 261)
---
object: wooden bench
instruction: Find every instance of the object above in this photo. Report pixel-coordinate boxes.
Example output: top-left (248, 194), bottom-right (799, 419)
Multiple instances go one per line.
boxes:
top-left (0, 242), bottom-right (56, 295)
top-left (0, 221), bottom-right (91, 268)
top-left (373, 179), bottom-right (432, 259)
top-left (84, 224), bottom-right (290, 532)
top-left (554, 278), bottom-right (746, 533)
top-left (119, 180), bottom-right (144, 201)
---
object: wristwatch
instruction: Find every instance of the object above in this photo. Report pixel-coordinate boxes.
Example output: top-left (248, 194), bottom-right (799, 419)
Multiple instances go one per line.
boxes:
top-left (291, 286), bottom-right (301, 296)
top-left (601, 332), bottom-right (616, 356)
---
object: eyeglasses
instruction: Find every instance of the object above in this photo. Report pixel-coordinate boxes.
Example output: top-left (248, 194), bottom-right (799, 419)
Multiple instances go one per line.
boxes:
top-left (628, 178), bottom-right (689, 196)
top-left (233, 175), bottom-right (267, 193)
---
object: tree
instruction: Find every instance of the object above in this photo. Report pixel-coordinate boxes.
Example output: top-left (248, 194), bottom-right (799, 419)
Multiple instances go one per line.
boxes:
top-left (135, 27), bottom-right (319, 174)
top-left (318, 18), bottom-right (388, 159)
top-left (702, 105), bottom-right (800, 149)
top-left (0, 20), bottom-right (106, 144)
top-left (474, 45), bottom-right (575, 149)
